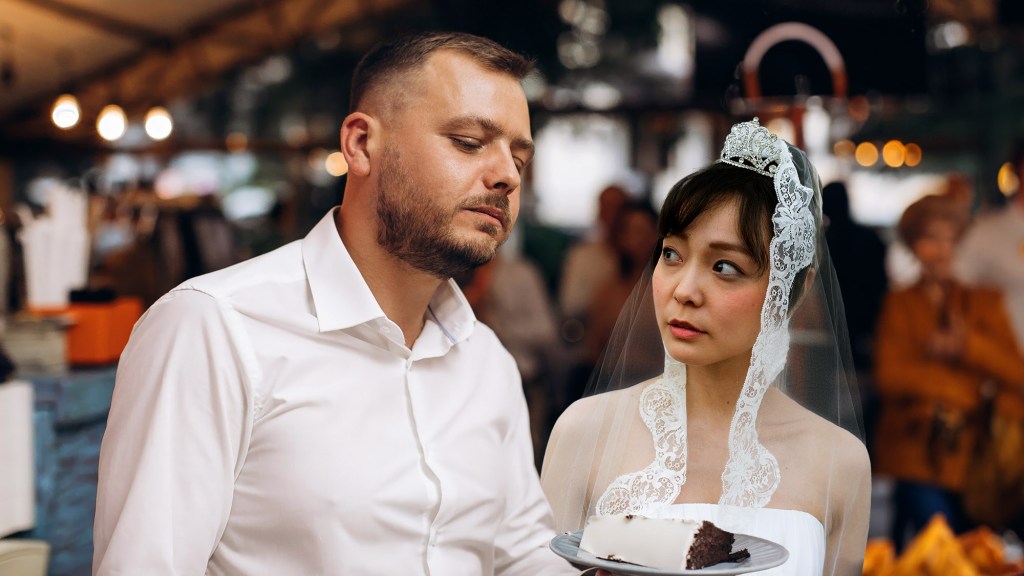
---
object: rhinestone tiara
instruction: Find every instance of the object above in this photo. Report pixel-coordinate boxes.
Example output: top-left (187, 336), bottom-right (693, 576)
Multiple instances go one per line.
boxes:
top-left (717, 117), bottom-right (782, 178)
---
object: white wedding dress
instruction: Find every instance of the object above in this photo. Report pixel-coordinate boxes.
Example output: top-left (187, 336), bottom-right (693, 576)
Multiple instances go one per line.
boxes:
top-left (649, 503), bottom-right (825, 575)
top-left (592, 367), bottom-right (826, 575)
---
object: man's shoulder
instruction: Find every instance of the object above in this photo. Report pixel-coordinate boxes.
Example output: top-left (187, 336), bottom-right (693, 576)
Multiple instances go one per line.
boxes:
top-left (176, 240), bottom-right (304, 302)
top-left (463, 320), bottom-right (517, 362)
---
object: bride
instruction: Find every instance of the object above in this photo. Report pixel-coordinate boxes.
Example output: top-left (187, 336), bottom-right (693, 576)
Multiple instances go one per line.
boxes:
top-left (541, 119), bottom-right (871, 575)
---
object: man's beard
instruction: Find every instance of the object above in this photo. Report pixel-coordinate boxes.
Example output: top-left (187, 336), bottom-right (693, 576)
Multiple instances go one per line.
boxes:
top-left (375, 145), bottom-right (512, 279)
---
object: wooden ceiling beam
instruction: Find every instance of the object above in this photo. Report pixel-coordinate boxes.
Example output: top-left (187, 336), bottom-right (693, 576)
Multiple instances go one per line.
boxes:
top-left (8, 0), bottom-right (169, 44)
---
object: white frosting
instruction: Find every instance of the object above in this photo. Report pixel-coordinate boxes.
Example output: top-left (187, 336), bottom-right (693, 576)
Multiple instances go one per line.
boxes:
top-left (579, 514), bottom-right (700, 570)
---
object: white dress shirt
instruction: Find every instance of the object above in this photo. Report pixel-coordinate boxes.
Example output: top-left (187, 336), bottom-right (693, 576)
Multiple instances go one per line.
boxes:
top-left (93, 209), bottom-right (575, 576)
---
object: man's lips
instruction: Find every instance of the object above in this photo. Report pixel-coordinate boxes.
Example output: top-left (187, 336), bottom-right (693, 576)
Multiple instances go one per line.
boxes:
top-left (466, 206), bottom-right (508, 229)
top-left (668, 320), bottom-right (706, 340)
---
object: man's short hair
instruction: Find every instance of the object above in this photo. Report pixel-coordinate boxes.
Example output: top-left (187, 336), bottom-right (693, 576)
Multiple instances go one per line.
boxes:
top-left (349, 31), bottom-right (534, 112)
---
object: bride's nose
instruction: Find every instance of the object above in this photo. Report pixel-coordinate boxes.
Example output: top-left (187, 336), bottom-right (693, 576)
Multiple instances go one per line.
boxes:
top-left (672, 266), bottom-right (704, 307)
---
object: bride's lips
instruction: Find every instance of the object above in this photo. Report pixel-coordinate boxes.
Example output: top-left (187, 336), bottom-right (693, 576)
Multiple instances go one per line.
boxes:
top-left (466, 206), bottom-right (507, 229)
top-left (668, 320), bottom-right (706, 340)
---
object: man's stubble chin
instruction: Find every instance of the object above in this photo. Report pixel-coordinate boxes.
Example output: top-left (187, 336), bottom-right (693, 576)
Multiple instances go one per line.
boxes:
top-left (375, 147), bottom-right (507, 279)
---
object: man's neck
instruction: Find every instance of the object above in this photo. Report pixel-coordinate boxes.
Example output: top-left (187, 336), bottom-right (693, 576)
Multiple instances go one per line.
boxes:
top-left (335, 209), bottom-right (444, 348)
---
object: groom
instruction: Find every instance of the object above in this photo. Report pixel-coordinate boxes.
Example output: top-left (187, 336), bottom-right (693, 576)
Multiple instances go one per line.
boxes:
top-left (93, 31), bottom-right (576, 575)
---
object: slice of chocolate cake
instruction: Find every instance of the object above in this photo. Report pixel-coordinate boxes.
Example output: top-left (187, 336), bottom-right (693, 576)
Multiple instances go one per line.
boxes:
top-left (579, 514), bottom-right (751, 570)
top-left (686, 520), bottom-right (750, 569)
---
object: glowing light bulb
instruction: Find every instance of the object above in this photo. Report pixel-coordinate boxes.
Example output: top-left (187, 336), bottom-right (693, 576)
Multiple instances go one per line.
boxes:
top-left (97, 104), bottom-right (127, 141)
top-left (998, 162), bottom-right (1019, 197)
top-left (833, 139), bottom-right (855, 158)
top-left (882, 140), bottom-right (905, 168)
top-left (226, 132), bottom-right (248, 153)
top-left (855, 142), bottom-right (878, 167)
top-left (51, 94), bottom-right (81, 129)
top-left (904, 143), bottom-right (922, 167)
top-left (144, 106), bottom-right (173, 140)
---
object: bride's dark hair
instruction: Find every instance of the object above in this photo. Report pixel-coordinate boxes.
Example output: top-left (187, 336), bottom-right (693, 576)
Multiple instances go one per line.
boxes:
top-left (655, 161), bottom-right (814, 309)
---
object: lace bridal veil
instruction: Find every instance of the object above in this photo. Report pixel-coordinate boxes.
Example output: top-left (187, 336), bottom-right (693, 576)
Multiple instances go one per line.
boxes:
top-left (541, 119), bottom-right (871, 575)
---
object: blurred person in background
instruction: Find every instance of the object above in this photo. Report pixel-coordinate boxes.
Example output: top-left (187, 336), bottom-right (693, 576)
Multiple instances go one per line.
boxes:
top-left (822, 181), bottom-right (888, 446)
top-left (553, 183), bottom-right (631, 432)
top-left (873, 193), bottom-right (1024, 550)
top-left (955, 147), bottom-right (1024, 354)
top-left (557, 184), bottom-right (627, 329)
top-left (953, 148), bottom-right (1024, 536)
top-left (884, 173), bottom-right (973, 290)
top-left (579, 199), bottom-right (662, 393)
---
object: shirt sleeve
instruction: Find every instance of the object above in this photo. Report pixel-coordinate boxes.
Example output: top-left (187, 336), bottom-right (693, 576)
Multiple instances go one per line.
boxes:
top-left (93, 288), bottom-right (255, 575)
top-left (492, 369), bottom-right (578, 576)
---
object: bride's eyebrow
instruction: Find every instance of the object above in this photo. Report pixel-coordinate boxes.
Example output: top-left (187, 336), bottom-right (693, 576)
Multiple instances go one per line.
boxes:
top-left (708, 241), bottom-right (752, 257)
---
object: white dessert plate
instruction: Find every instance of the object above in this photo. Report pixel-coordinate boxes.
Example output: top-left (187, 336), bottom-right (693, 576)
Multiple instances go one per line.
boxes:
top-left (550, 529), bottom-right (789, 575)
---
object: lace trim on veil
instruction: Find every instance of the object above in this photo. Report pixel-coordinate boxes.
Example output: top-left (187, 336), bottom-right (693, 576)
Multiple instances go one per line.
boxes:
top-left (595, 139), bottom-right (816, 514)
top-left (595, 358), bottom-right (687, 515)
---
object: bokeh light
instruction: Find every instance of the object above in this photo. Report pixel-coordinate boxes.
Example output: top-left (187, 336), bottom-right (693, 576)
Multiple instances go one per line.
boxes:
top-left (96, 105), bottom-right (127, 141)
top-left (882, 140), bottom-right (905, 168)
top-left (144, 107), bottom-right (173, 140)
top-left (226, 132), bottom-right (249, 153)
top-left (833, 139), bottom-right (855, 158)
top-left (51, 94), bottom-right (80, 129)
top-left (904, 143), bottom-right (922, 167)
top-left (855, 142), bottom-right (878, 167)
top-left (998, 162), bottom-right (1019, 197)
top-left (325, 152), bottom-right (348, 177)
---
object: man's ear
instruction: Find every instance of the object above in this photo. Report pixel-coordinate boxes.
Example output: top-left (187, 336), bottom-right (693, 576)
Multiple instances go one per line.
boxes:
top-left (340, 112), bottom-right (375, 177)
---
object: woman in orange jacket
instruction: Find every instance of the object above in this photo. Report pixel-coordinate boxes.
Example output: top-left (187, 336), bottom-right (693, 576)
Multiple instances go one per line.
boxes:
top-left (874, 193), bottom-right (1024, 550)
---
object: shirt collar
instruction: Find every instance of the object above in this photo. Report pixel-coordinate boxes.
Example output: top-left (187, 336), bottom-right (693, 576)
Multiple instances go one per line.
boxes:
top-left (302, 208), bottom-right (477, 343)
top-left (427, 278), bottom-right (477, 344)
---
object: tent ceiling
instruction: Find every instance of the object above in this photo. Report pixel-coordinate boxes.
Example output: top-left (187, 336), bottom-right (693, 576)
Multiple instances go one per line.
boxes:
top-left (1, 0), bottom-right (1021, 151)
top-left (0, 0), bottom-right (422, 141)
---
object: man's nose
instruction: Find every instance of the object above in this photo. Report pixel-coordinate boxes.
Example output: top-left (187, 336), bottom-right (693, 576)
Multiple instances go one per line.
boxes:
top-left (483, 145), bottom-right (521, 194)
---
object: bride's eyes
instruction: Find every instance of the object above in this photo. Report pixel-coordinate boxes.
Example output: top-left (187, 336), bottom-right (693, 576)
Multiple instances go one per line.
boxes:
top-left (713, 260), bottom-right (743, 276)
top-left (661, 247), bottom-right (745, 277)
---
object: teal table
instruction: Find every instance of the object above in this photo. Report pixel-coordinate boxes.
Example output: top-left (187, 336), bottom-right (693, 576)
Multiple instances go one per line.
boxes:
top-left (25, 367), bottom-right (116, 576)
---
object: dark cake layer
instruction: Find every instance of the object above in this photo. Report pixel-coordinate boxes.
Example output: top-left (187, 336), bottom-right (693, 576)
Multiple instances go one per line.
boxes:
top-left (686, 521), bottom-right (738, 569)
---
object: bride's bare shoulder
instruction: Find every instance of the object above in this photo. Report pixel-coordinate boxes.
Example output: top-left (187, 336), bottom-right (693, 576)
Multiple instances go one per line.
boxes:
top-left (550, 378), bottom-right (653, 436)
top-left (766, 389), bottom-right (870, 472)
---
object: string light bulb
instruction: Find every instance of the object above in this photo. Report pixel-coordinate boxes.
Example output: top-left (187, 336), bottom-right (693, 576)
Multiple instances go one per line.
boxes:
top-left (96, 104), bottom-right (127, 141)
top-left (144, 106), bottom-right (173, 140)
top-left (51, 93), bottom-right (81, 129)
top-left (855, 142), bottom-right (878, 167)
top-left (882, 140), bottom-right (905, 168)
top-left (904, 143), bottom-right (922, 167)
top-left (998, 162), bottom-right (1018, 197)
